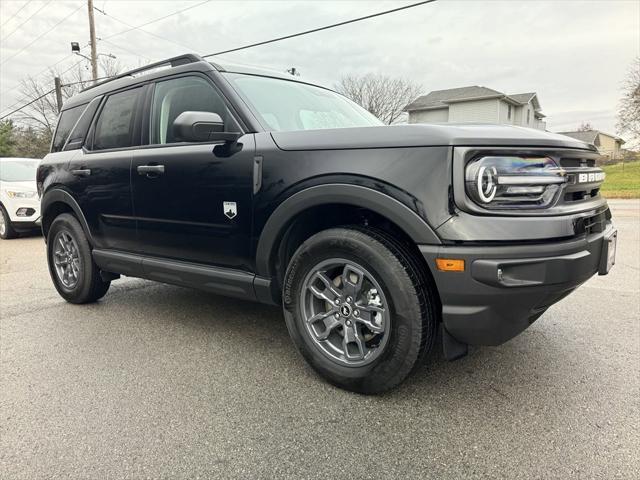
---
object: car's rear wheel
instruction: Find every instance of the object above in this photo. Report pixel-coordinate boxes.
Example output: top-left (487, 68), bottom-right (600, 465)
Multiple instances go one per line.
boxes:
top-left (47, 213), bottom-right (110, 303)
top-left (0, 205), bottom-right (17, 239)
top-left (283, 226), bottom-right (438, 394)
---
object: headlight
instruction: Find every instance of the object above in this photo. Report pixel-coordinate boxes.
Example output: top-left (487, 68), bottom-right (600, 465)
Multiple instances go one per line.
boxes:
top-left (5, 190), bottom-right (37, 199)
top-left (465, 156), bottom-right (567, 209)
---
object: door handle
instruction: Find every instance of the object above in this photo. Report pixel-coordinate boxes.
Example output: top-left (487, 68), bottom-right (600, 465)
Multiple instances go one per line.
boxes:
top-left (71, 169), bottom-right (91, 177)
top-left (137, 165), bottom-right (165, 176)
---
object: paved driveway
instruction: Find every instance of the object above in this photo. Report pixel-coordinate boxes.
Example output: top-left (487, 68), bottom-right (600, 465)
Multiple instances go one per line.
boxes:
top-left (1, 200), bottom-right (638, 479)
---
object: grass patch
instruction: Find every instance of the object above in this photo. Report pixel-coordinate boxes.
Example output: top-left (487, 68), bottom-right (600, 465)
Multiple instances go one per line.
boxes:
top-left (600, 161), bottom-right (640, 199)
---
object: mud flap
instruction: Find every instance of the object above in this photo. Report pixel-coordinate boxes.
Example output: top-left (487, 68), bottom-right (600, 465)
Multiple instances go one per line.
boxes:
top-left (442, 325), bottom-right (468, 361)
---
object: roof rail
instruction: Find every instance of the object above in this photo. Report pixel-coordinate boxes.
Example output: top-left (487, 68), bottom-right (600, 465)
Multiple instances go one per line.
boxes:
top-left (82, 53), bottom-right (205, 92)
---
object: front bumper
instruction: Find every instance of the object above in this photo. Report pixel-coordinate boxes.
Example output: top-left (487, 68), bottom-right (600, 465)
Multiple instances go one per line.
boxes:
top-left (11, 217), bottom-right (42, 231)
top-left (4, 196), bottom-right (40, 225)
top-left (420, 222), bottom-right (616, 347)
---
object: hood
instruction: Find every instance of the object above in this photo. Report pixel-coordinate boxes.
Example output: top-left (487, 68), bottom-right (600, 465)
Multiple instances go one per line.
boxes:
top-left (270, 123), bottom-right (597, 152)
top-left (0, 180), bottom-right (38, 191)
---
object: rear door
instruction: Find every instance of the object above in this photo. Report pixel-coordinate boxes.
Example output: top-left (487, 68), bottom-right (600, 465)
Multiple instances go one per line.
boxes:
top-left (67, 86), bottom-right (145, 251)
top-left (131, 74), bottom-right (255, 270)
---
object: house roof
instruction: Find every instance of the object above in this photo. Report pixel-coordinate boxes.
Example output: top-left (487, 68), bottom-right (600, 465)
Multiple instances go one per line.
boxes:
top-left (404, 86), bottom-right (504, 111)
top-left (559, 130), bottom-right (625, 145)
top-left (559, 130), bottom-right (600, 144)
top-left (405, 86), bottom-right (542, 112)
top-left (509, 92), bottom-right (535, 104)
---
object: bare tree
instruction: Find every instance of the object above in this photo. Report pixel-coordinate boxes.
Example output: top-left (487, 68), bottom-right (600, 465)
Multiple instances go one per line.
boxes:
top-left (336, 73), bottom-right (422, 125)
top-left (15, 58), bottom-right (125, 136)
top-left (578, 121), bottom-right (594, 131)
top-left (617, 56), bottom-right (640, 149)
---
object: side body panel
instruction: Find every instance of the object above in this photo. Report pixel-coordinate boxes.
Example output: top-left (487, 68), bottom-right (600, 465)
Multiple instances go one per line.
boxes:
top-left (251, 133), bottom-right (452, 277)
top-left (131, 135), bottom-right (256, 270)
top-left (66, 149), bottom-right (136, 250)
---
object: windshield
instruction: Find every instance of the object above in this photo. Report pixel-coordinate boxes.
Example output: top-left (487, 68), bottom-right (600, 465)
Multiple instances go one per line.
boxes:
top-left (0, 159), bottom-right (39, 182)
top-left (224, 73), bottom-right (383, 132)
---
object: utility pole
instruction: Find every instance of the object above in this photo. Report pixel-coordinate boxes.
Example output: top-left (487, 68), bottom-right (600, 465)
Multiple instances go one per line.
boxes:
top-left (54, 77), bottom-right (63, 113)
top-left (87, 0), bottom-right (98, 83)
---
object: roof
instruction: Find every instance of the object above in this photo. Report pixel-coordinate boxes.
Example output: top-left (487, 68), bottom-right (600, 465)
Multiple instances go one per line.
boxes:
top-left (509, 92), bottom-right (536, 104)
top-left (405, 87), bottom-right (541, 112)
top-left (559, 130), bottom-right (600, 144)
top-left (64, 53), bottom-right (329, 111)
top-left (559, 130), bottom-right (625, 145)
top-left (404, 86), bottom-right (503, 111)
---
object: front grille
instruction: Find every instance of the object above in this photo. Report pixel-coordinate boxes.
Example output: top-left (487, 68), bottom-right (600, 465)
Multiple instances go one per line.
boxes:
top-left (555, 155), bottom-right (605, 208)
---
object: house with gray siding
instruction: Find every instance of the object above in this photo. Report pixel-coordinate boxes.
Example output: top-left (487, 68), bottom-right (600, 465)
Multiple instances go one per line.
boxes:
top-left (404, 86), bottom-right (546, 130)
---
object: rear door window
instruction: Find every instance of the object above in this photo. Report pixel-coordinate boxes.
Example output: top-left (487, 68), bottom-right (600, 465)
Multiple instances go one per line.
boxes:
top-left (92, 87), bottom-right (143, 151)
top-left (51, 104), bottom-right (86, 152)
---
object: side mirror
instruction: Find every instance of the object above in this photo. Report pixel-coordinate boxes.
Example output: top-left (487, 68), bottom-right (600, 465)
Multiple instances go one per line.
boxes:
top-left (172, 111), bottom-right (241, 143)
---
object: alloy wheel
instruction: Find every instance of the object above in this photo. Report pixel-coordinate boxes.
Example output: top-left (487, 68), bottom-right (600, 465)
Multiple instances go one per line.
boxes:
top-left (300, 258), bottom-right (390, 367)
top-left (52, 230), bottom-right (81, 289)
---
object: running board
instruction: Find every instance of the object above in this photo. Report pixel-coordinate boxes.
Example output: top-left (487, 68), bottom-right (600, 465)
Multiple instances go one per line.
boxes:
top-left (92, 249), bottom-right (273, 303)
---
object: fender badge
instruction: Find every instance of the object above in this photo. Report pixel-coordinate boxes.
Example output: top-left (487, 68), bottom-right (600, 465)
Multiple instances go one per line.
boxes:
top-left (223, 201), bottom-right (237, 219)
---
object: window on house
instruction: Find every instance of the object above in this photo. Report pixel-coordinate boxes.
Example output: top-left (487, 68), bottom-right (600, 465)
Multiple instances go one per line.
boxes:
top-left (527, 109), bottom-right (530, 124)
top-left (507, 105), bottom-right (512, 120)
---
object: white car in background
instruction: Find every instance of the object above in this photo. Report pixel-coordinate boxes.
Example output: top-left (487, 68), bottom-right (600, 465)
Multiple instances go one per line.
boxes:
top-left (0, 157), bottom-right (41, 239)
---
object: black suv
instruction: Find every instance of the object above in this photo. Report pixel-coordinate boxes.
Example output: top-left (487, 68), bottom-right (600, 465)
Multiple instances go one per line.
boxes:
top-left (38, 54), bottom-right (616, 393)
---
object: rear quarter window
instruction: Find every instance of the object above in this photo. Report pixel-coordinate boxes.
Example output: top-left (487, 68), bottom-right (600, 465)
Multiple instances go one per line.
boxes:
top-left (63, 96), bottom-right (102, 151)
top-left (51, 104), bottom-right (87, 153)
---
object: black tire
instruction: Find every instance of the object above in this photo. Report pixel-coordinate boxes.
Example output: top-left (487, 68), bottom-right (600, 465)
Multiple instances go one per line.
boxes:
top-left (47, 213), bottom-right (110, 304)
top-left (0, 204), bottom-right (18, 239)
top-left (283, 226), bottom-right (439, 394)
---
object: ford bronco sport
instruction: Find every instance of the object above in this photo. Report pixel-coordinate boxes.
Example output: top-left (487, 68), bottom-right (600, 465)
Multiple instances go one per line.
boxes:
top-left (38, 54), bottom-right (616, 393)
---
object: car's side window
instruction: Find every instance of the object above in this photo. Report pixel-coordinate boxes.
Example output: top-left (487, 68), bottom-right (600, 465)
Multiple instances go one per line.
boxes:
top-left (51, 104), bottom-right (87, 153)
top-left (63, 96), bottom-right (102, 151)
top-left (92, 87), bottom-right (142, 151)
top-left (149, 76), bottom-right (237, 145)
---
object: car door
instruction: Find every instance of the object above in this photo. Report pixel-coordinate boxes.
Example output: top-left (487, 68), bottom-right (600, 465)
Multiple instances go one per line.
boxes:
top-left (67, 86), bottom-right (145, 251)
top-left (131, 74), bottom-right (255, 270)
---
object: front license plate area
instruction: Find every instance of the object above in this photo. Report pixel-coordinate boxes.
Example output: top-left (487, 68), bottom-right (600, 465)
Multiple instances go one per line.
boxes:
top-left (599, 230), bottom-right (617, 275)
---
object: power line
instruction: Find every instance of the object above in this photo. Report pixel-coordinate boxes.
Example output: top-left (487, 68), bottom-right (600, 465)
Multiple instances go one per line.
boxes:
top-left (0, 59), bottom-right (85, 116)
top-left (1, 0), bottom-right (190, 104)
top-left (1, 0), bottom-right (52, 43)
top-left (1, 3), bottom-right (84, 66)
top-left (95, 9), bottom-right (196, 53)
top-left (0, 53), bottom-right (75, 101)
top-left (1, 0), bottom-right (34, 29)
top-left (1, 0), bottom-right (437, 121)
top-left (0, 74), bottom-right (114, 121)
top-left (203, 0), bottom-right (437, 57)
top-left (1, 46), bottom-right (91, 114)
top-left (0, 88), bottom-right (55, 120)
top-left (98, 38), bottom-right (152, 62)
top-left (100, 0), bottom-right (211, 42)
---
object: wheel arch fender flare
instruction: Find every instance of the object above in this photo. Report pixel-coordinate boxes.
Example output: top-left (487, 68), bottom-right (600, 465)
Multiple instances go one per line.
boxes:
top-left (255, 183), bottom-right (441, 277)
top-left (41, 188), bottom-right (94, 245)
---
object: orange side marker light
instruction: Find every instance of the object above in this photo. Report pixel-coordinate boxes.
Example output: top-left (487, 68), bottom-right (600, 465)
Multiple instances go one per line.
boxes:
top-left (436, 258), bottom-right (465, 272)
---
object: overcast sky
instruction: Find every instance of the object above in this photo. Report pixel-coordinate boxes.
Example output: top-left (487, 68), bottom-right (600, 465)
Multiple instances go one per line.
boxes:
top-left (0, 0), bottom-right (638, 135)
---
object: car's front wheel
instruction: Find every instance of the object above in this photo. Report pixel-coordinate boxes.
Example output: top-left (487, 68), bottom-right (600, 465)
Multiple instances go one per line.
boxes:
top-left (0, 205), bottom-right (17, 239)
top-left (47, 213), bottom-right (110, 304)
top-left (283, 227), bottom-right (438, 394)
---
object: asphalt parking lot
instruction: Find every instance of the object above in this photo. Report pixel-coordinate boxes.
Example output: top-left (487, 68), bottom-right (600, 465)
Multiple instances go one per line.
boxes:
top-left (1, 200), bottom-right (638, 479)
